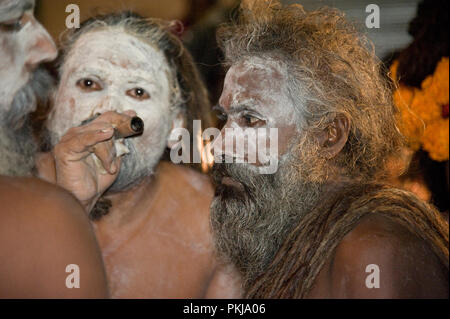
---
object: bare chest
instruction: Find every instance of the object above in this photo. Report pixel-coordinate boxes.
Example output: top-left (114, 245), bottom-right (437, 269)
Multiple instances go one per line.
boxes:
top-left (94, 203), bottom-right (215, 298)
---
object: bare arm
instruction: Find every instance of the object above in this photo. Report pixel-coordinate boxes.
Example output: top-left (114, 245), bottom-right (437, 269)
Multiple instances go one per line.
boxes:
top-left (0, 177), bottom-right (109, 298)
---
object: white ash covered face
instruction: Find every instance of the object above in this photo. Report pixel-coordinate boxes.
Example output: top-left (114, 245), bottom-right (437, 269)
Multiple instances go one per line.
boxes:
top-left (214, 56), bottom-right (300, 168)
top-left (47, 28), bottom-right (182, 191)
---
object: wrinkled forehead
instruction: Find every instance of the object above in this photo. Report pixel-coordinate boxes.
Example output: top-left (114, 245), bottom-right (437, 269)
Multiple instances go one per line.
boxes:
top-left (0, 0), bottom-right (34, 22)
top-left (221, 56), bottom-right (289, 109)
top-left (226, 57), bottom-right (288, 92)
top-left (63, 28), bottom-right (170, 76)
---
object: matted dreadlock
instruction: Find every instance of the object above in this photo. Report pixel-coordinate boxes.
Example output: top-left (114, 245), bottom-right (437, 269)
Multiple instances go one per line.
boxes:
top-left (246, 183), bottom-right (449, 298)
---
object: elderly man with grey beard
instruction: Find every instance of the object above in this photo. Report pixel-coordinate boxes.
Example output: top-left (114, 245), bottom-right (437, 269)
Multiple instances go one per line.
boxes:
top-left (0, 0), bottom-right (108, 298)
top-left (210, 0), bottom-right (448, 299)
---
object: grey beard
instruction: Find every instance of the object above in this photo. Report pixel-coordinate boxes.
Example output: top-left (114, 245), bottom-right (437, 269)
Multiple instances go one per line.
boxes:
top-left (88, 137), bottom-right (165, 220)
top-left (210, 155), bottom-right (322, 288)
top-left (107, 137), bottom-right (162, 193)
top-left (87, 138), bottom-right (164, 221)
top-left (0, 117), bottom-right (37, 176)
top-left (3, 67), bottom-right (54, 130)
top-left (0, 67), bottom-right (54, 176)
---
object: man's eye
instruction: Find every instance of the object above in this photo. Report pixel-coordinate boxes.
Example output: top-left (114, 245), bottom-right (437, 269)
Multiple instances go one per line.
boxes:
top-left (216, 111), bottom-right (228, 122)
top-left (126, 88), bottom-right (150, 101)
top-left (0, 15), bottom-right (25, 32)
top-left (243, 114), bottom-right (264, 127)
top-left (212, 105), bottom-right (228, 122)
top-left (76, 78), bottom-right (102, 92)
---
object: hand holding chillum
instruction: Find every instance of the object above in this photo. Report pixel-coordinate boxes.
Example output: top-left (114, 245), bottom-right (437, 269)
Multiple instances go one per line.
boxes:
top-left (52, 110), bottom-right (144, 212)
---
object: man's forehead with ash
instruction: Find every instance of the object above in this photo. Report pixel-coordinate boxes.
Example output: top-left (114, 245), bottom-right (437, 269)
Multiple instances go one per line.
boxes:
top-left (220, 56), bottom-right (298, 127)
top-left (222, 58), bottom-right (285, 103)
top-left (0, 0), bottom-right (34, 21)
top-left (63, 29), bottom-right (170, 92)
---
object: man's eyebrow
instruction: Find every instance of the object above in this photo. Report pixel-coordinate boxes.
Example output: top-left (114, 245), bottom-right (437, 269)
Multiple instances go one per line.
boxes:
top-left (214, 104), bottom-right (257, 115)
top-left (230, 103), bottom-right (262, 116)
top-left (125, 77), bottom-right (159, 87)
top-left (230, 105), bottom-right (253, 114)
top-left (0, 0), bottom-right (34, 22)
top-left (213, 104), bottom-right (226, 114)
top-left (71, 68), bottom-right (107, 79)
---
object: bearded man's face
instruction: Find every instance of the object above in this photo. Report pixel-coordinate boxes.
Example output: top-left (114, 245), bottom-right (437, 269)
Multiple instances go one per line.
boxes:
top-left (46, 28), bottom-right (180, 192)
top-left (0, 0), bottom-right (57, 176)
top-left (210, 56), bottom-right (324, 285)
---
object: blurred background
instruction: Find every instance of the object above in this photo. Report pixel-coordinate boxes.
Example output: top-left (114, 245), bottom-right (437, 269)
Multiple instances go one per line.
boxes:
top-left (36, 0), bottom-right (421, 58)
top-left (35, 0), bottom-right (422, 102)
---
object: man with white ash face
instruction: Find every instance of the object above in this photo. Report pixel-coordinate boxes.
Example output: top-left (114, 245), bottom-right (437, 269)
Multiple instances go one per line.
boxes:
top-left (38, 12), bottom-right (242, 298)
top-left (0, 0), bottom-right (108, 298)
top-left (209, 0), bottom-right (448, 298)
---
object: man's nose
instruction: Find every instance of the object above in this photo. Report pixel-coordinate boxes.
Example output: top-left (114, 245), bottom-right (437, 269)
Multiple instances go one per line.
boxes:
top-left (25, 18), bottom-right (57, 69)
top-left (211, 125), bottom-right (234, 161)
top-left (92, 96), bottom-right (123, 114)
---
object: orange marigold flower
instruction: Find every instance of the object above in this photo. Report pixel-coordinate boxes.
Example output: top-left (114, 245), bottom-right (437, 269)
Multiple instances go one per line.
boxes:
top-left (410, 89), bottom-right (442, 124)
top-left (422, 57), bottom-right (449, 106)
top-left (390, 60), bottom-right (399, 82)
top-left (421, 118), bottom-right (449, 162)
top-left (392, 58), bottom-right (449, 161)
top-left (393, 85), bottom-right (414, 107)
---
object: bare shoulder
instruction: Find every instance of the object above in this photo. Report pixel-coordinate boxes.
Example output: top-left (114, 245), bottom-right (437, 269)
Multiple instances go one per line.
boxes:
top-left (327, 214), bottom-right (448, 298)
top-left (1, 176), bottom-right (80, 212)
top-left (0, 176), bottom-right (108, 298)
top-left (205, 264), bottom-right (243, 299)
top-left (153, 162), bottom-right (216, 261)
top-left (158, 161), bottom-right (214, 198)
top-left (156, 162), bottom-right (214, 223)
top-left (0, 176), bottom-right (93, 232)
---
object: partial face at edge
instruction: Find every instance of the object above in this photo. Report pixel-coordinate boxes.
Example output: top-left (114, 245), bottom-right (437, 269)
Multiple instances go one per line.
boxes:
top-left (0, 0), bottom-right (57, 113)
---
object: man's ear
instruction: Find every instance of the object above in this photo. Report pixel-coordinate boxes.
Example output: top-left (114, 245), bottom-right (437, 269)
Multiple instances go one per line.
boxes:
top-left (317, 114), bottom-right (350, 159)
top-left (167, 111), bottom-right (186, 149)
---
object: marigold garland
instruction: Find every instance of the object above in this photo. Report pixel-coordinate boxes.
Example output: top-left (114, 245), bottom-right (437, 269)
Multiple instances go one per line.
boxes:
top-left (391, 57), bottom-right (449, 162)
